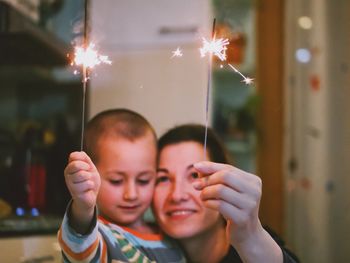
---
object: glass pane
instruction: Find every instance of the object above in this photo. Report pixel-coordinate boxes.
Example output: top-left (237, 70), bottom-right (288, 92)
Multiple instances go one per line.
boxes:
top-left (211, 0), bottom-right (257, 172)
top-left (0, 1), bottom-right (84, 236)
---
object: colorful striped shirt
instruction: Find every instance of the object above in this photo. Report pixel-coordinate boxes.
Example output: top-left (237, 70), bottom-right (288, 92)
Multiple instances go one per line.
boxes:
top-left (58, 206), bottom-right (186, 263)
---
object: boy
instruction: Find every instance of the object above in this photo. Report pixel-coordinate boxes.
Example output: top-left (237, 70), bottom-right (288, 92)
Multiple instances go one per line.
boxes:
top-left (58, 109), bottom-right (185, 262)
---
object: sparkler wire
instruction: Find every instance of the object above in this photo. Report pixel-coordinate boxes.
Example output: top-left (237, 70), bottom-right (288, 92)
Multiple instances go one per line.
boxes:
top-left (203, 18), bottom-right (216, 159)
top-left (81, 68), bottom-right (87, 151)
top-left (80, 0), bottom-right (89, 151)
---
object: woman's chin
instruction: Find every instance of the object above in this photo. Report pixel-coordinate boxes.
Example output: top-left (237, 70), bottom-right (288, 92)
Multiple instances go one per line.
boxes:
top-left (163, 225), bottom-right (201, 239)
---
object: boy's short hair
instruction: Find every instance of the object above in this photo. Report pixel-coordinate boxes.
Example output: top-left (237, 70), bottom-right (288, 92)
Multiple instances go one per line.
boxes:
top-left (84, 108), bottom-right (157, 163)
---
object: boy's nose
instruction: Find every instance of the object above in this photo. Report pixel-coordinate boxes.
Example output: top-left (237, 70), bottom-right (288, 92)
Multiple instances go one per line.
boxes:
top-left (123, 182), bottom-right (138, 201)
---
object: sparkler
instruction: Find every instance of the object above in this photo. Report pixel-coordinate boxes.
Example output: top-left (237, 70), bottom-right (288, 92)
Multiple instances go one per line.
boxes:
top-left (200, 19), bottom-right (253, 157)
top-left (70, 0), bottom-right (111, 151)
top-left (72, 43), bottom-right (111, 72)
top-left (200, 37), bottom-right (229, 61)
top-left (202, 18), bottom-right (218, 159)
top-left (171, 47), bottom-right (183, 58)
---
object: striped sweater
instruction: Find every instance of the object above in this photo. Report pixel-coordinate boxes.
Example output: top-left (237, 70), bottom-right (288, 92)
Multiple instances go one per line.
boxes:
top-left (58, 207), bottom-right (185, 263)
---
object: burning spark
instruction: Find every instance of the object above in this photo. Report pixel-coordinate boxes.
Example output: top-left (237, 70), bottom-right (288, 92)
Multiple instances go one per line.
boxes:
top-left (200, 37), bottom-right (229, 61)
top-left (72, 43), bottom-right (111, 70)
top-left (228, 63), bottom-right (254, 85)
top-left (171, 47), bottom-right (183, 58)
top-left (243, 77), bottom-right (254, 85)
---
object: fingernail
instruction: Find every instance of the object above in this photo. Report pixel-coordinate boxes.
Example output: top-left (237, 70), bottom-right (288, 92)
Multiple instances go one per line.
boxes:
top-left (194, 162), bottom-right (204, 169)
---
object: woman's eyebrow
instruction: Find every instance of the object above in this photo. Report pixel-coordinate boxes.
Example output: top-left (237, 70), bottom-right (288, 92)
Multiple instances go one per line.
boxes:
top-left (186, 164), bottom-right (194, 171)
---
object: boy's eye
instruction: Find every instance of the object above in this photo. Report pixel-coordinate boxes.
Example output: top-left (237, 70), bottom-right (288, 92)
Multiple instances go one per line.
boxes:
top-left (156, 175), bottom-right (169, 185)
top-left (137, 179), bottom-right (151, 185)
top-left (109, 179), bottom-right (123, 185)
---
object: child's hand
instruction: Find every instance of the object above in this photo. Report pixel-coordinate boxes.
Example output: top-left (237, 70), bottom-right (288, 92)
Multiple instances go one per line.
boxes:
top-left (64, 151), bottom-right (101, 212)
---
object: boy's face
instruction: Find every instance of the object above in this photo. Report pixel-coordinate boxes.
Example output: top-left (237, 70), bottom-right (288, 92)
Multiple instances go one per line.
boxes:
top-left (95, 132), bottom-right (157, 228)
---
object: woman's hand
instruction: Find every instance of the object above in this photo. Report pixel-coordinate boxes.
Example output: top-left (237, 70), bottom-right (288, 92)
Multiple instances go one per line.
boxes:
top-left (193, 161), bottom-right (262, 243)
top-left (193, 161), bottom-right (283, 263)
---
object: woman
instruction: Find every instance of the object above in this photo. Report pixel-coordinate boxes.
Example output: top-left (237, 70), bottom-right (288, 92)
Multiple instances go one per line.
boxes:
top-left (152, 124), bottom-right (298, 263)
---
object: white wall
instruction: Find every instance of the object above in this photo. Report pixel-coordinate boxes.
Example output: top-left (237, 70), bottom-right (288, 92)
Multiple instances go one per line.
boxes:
top-left (89, 0), bottom-right (212, 136)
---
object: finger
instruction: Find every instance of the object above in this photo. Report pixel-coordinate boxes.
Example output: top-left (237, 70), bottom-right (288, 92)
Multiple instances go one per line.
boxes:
top-left (193, 169), bottom-right (247, 194)
top-left (203, 199), bottom-right (251, 226)
top-left (68, 179), bottom-right (96, 195)
top-left (193, 161), bottom-right (232, 175)
top-left (67, 170), bottom-right (92, 184)
top-left (194, 161), bottom-right (256, 181)
top-left (68, 151), bottom-right (84, 162)
top-left (194, 168), bottom-right (261, 196)
top-left (68, 151), bottom-right (96, 169)
top-left (200, 184), bottom-right (248, 209)
top-left (65, 160), bottom-right (91, 175)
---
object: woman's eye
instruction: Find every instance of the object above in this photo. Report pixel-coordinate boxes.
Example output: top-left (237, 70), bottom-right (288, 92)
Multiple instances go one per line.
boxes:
top-left (156, 175), bottom-right (169, 185)
top-left (190, 172), bottom-right (199, 180)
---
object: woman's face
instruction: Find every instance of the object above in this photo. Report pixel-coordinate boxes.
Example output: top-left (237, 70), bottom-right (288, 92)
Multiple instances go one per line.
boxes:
top-left (153, 141), bottom-right (222, 239)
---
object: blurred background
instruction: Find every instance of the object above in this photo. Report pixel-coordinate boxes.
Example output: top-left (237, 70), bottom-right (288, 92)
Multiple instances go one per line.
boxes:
top-left (0, 0), bottom-right (349, 262)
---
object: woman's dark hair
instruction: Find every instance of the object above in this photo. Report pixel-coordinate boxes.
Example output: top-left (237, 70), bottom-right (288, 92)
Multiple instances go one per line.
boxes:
top-left (158, 124), bottom-right (232, 164)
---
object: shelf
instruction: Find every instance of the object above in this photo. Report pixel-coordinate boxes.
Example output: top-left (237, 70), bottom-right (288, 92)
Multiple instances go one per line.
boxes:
top-left (0, 2), bottom-right (70, 67)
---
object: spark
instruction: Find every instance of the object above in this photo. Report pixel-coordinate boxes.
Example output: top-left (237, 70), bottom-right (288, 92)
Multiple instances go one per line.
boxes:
top-left (200, 37), bottom-right (229, 61)
top-left (72, 43), bottom-right (111, 70)
top-left (228, 63), bottom-right (254, 85)
top-left (171, 47), bottom-right (183, 58)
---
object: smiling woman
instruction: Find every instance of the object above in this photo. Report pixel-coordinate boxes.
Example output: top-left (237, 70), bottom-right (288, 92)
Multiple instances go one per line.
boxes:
top-left (155, 141), bottom-right (223, 240)
top-left (153, 124), bottom-right (299, 263)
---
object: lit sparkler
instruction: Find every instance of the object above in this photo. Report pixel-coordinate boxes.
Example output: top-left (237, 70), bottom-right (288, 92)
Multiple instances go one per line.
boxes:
top-left (228, 63), bottom-right (254, 85)
top-left (72, 43), bottom-right (111, 70)
top-left (201, 18), bottom-right (217, 158)
top-left (171, 47), bottom-right (183, 58)
top-left (200, 19), bottom-right (253, 157)
top-left (71, 0), bottom-right (111, 151)
top-left (200, 37), bottom-right (229, 61)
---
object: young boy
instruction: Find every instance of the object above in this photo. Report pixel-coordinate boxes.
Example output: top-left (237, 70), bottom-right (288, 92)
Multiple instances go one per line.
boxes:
top-left (58, 109), bottom-right (185, 262)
